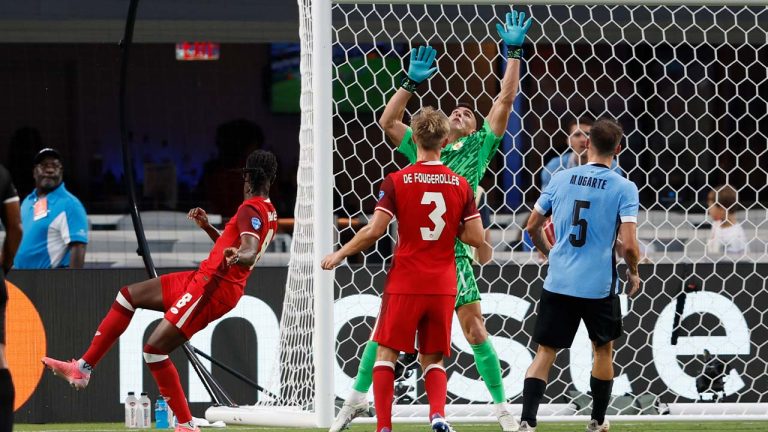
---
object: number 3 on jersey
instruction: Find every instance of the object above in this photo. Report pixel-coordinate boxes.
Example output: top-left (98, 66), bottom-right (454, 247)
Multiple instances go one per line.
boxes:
top-left (420, 192), bottom-right (446, 241)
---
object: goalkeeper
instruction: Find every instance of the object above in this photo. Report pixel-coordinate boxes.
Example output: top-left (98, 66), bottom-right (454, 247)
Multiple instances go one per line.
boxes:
top-left (330, 9), bottom-right (533, 432)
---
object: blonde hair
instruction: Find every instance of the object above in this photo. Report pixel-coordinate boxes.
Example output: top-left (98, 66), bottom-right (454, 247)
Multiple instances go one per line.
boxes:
top-left (411, 106), bottom-right (450, 151)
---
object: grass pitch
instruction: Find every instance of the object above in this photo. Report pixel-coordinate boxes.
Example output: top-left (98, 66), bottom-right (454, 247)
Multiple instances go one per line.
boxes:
top-left (14, 422), bottom-right (768, 431)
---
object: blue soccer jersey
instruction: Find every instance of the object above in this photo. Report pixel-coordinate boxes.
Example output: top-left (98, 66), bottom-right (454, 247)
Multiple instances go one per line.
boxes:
top-left (534, 162), bottom-right (639, 299)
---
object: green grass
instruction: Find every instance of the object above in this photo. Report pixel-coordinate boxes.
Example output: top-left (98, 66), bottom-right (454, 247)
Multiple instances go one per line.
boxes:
top-left (13, 422), bottom-right (768, 432)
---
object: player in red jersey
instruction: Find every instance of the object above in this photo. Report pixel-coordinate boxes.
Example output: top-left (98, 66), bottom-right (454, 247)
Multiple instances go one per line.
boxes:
top-left (42, 150), bottom-right (279, 432)
top-left (322, 107), bottom-right (484, 432)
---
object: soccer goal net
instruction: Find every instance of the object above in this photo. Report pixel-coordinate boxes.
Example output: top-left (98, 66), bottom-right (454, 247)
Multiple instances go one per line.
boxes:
top-left (208, 0), bottom-right (768, 427)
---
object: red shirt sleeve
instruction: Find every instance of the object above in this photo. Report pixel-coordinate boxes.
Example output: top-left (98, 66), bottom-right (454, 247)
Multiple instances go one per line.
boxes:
top-left (374, 174), bottom-right (396, 218)
top-left (236, 204), bottom-right (265, 240)
top-left (462, 183), bottom-right (481, 222)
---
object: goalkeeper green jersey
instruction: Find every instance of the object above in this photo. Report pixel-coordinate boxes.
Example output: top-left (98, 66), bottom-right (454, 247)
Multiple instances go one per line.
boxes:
top-left (397, 118), bottom-right (503, 259)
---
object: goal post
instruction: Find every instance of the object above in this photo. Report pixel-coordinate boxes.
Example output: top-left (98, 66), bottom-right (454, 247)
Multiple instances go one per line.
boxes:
top-left (208, 0), bottom-right (768, 426)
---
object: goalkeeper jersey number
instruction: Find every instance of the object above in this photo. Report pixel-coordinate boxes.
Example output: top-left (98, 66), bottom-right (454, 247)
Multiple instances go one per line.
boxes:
top-left (397, 118), bottom-right (503, 259)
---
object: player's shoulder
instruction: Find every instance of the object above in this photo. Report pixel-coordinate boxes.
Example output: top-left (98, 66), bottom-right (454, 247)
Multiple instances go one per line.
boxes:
top-left (549, 166), bottom-right (576, 185)
top-left (608, 171), bottom-right (637, 192)
top-left (242, 196), bottom-right (274, 213)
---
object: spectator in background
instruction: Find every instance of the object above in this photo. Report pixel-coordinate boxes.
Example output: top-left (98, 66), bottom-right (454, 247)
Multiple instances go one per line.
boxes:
top-left (0, 162), bottom-right (22, 431)
top-left (706, 184), bottom-right (746, 255)
top-left (540, 117), bottom-right (622, 190)
top-left (14, 148), bottom-right (88, 269)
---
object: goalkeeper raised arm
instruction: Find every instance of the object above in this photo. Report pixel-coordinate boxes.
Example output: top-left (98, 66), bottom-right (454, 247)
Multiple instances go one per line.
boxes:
top-left (330, 9), bottom-right (533, 432)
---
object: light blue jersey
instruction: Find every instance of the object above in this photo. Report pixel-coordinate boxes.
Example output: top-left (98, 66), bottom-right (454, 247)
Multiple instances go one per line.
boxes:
top-left (534, 162), bottom-right (639, 299)
top-left (15, 183), bottom-right (88, 269)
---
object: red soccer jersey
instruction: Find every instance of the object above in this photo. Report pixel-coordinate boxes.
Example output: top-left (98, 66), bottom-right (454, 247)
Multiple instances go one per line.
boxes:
top-left (198, 196), bottom-right (278, 284)
top-left (375, 161), bottom-right (479, 296)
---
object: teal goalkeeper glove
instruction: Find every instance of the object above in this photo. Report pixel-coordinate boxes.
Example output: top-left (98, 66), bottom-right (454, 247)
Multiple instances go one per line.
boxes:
top-left (401, 45), bottom-right (438, 92)
top-left (496, 9), bottom-right (533, 48)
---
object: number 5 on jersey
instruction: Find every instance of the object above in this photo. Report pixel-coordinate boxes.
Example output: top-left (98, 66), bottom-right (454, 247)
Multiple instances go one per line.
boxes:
top-left (569, 200), bottom-right (590, 247)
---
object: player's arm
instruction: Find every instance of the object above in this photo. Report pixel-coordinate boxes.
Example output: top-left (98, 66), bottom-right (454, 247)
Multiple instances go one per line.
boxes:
top-left (459, 217), bottom-right (484, 249)
top-left (619, 222), bottom-right (641, 297)
top-left (486, 9), bottom-right (533, 137)
top-left (188, 207), bottom-right (221, 242)
top-left (525, 210), bottom-right (552, 258)
top-left (1, 199), bottom-right (22, 273)
top-left (224, 234), bottom-right (260, 268)
top-left (379, 46), bottom-right (438, 146)
top-left (473, 192), bottom-right (493, 264)
top-left (321, 211), bottom-right (392, 270)
top-left (66, 200), bottom-right (89, 269)
top-left (474, 230), bottom-right (493, 264)
top-left (68, 242), bottom-right (86, 269)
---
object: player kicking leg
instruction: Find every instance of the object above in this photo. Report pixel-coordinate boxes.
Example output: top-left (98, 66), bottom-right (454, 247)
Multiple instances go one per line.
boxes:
top-left (42, 277), bottom-right (164, 389)
top-left (42, 273), bottom-right (225, 432)
top-left (44, 150), bottom-right (281, 432)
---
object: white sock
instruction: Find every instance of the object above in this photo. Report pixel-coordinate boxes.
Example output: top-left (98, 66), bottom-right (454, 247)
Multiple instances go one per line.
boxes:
top-left (493, 402), bottom-right (508, 416)
top-left (77, 358), bottom-right (92, 375)
top-left (346, 389), bottom-right (367, 405)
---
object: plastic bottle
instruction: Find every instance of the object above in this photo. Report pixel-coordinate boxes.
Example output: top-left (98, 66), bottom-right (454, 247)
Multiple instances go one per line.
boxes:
top-left (166, 404), bottom-right (175, 429)
top-left (154, 397), bottom-right (168, 429)
top-left (139, 392), bottom-right (151, 428)
top-left (124, 392), bottom-right (138, 428)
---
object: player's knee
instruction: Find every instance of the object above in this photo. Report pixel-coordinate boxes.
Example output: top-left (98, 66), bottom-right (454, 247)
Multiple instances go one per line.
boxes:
top-left (593, 344), bottom-right (613, 362)
top-left (419, 353), bottom-right (443, 369)
top-left (462, 319), bottom-right (487, 344)
top-left (537, 345), bottom-right (558, 364)
top-left (143, 344), bottom-right (169, 365)
top-left (114, 286), bottom-right (135, 312)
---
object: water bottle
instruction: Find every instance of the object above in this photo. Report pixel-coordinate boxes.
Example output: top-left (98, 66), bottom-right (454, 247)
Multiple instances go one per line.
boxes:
top-left (155, 398), bottom-right (169, 429)
top-left (166, 404), bottom-right (175, 429)
top-left (155, 396), bottom-right (173, 429)
top-left (139, 392), bottom-right (151, 428)
top-left (124, 392), bottom-right (138, 428)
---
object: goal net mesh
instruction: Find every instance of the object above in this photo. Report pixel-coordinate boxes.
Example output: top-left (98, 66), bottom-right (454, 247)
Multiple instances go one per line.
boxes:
top-left (260, 1), bottom-right (767, 419)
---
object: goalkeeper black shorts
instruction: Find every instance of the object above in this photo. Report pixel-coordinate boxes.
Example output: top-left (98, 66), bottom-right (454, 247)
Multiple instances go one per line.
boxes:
top-left (533, 288), bottom-right (622, 349)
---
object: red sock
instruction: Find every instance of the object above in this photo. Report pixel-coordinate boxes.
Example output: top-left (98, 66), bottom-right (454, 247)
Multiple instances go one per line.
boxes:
top-left (82, 287), bottom-right (134, 368)
top-left (373, 361), bottom-right (395, 432)
top-left (424, 364), bottom-right (447, 419)
top-left (143, 344), bottom-right (193, 424)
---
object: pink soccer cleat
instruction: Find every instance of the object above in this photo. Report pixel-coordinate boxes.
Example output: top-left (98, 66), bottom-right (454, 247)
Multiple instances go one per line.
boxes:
top-left (41, 357), bottom-right (90, 390)
top-left (174, 425), bottom-right (200, 432)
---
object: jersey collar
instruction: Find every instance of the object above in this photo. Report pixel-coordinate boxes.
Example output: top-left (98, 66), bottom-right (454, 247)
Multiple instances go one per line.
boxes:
top-left (586, 162), bottom-right (610, 169)
top-left (417, 160), bottom-right (443, 165)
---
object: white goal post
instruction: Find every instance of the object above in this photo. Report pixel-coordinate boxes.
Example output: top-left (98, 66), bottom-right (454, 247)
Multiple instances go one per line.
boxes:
top-left (207, 0), bottom-right (768, 427)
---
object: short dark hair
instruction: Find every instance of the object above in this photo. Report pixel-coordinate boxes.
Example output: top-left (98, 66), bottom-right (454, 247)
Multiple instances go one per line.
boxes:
top-left (455, 101), bottom-right (481, 130)
top-left (564, 116), bottom-right (594, 136)
top-left (244, 150), bottom-right (278, 192)
top-left (589, 118), bottom-right (623, 155)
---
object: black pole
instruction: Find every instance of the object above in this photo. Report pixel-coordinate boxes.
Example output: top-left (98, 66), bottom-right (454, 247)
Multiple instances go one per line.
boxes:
top-left (119, 0), bottom-right (234, 407)
top-left (192, 347), bottom-right (278, 400)
top-left (119, 1), bottom-right (155, 276)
